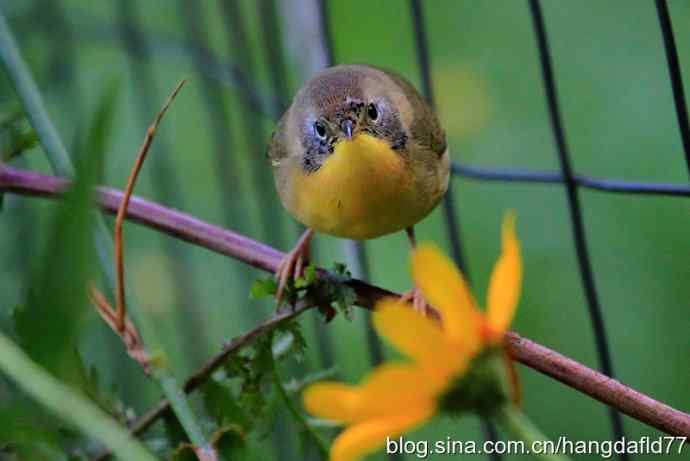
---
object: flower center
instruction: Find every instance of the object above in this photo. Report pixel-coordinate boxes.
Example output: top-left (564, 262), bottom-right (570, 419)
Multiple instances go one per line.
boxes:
top-left (439, 347), bottom-right (510, 417)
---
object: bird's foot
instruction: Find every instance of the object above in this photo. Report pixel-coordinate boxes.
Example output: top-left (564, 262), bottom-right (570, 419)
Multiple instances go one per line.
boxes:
top-left (400, 286), bottom-right (431, 314)
top-left (275, 229), bottom-right (314, 308)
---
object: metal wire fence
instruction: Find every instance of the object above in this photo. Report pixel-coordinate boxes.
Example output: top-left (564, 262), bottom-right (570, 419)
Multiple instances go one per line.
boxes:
top-left (4, 0), bottom-right (689, 460)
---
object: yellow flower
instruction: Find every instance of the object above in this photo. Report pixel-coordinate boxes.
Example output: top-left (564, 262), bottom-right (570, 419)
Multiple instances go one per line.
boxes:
top-left (303, 213), bottom-right (522, 461)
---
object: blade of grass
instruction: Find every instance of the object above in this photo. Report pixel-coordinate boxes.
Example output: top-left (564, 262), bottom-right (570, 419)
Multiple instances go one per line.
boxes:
top-left (0, 10), bottom-right (212, 455)
top-left (0, 331), bottom-right (157, 461)
top-left (0, 9), bottom-right (116, 288)
top-left (0, 12), bottom-right (73, 177)
top-left (14, 85), bottom-right (106, 388)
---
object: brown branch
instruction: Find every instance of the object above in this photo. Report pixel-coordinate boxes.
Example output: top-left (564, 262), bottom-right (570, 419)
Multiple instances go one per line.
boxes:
top-left (504, 332), bottom-right (690, 436)
top-left (1, 163), bottom-right (689, 439)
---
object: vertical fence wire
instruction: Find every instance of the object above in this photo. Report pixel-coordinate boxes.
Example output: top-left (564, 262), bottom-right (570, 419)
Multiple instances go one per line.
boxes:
top-left (408, 1), bottom-right (469, 274)
top-left (218, 0), bottom-right (287, 251)
top-left (316, 0), bottom-right (386, 368)
top-left (38, 1), bottom-right (83, 125)
top-left (258, 0), bottom-right (290, 117)
top-left (527, 1), bottom-right (628, 457)
top-left (655, 0), bottom-right (690, 176)
top-left (174, 1), bottom-right (264, 325)
top-left (408, 1), bottom-right (501, 457)
top-left (115, 0), bottom-right (206, 366)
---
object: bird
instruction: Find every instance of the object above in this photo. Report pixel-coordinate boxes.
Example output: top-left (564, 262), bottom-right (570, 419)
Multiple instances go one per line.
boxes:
top-left (268, 64), bottom-right (449, 310)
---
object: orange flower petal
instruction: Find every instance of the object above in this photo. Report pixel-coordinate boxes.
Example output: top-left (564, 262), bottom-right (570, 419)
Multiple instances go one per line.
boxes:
top-left (303, 382), bottom-right (360, 424)
top-left (358, 363), bottom-right (446, 406)
top-left (486, 212), bottom-right (522, 341)
top-left (303, 364), bottom-right (439, 424)
top-left (330, 403), bottom-right (436, 461)
top-left (412, 244), bottom-right (482, 351)
top-left (373, 299), bottom-right (459, 372)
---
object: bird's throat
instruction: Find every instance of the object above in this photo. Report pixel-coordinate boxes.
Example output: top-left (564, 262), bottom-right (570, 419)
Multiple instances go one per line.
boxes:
top-left (327, 133), bottom-right (403, 175)
top-left (291, 134), bottom-right (422, 239)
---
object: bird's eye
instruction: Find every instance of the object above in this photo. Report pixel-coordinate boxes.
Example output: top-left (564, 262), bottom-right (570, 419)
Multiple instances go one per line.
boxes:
top-left (367, 103), bottom-right (379, 121)
top-left (314, 121), bottom-right (327, 139)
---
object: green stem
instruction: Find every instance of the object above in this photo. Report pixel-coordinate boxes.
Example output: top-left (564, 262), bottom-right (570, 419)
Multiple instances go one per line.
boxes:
top-left (270, 342), bottom-right (329, 459)
top-left (496, 404), bottom-right (572, 461)
top-left (0, 8), bottom-right (212, 455)
top-left (0, 8), bottom-right (117, 292)
top-left (0, 332), bottom-right (156, 460)
top-left (159, 373), bottom-right (216, 454)
top-left (0, 12), bottom-right (73, 177)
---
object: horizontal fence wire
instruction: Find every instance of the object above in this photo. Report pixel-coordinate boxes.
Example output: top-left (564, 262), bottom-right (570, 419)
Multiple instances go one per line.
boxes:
top-left (20, 10), bottom-right (690, 200)
top-left (452, 162), bottom-right (690, 196)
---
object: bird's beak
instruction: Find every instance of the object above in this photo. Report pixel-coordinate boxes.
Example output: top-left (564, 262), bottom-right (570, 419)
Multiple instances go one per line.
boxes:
top-left (341, 119), bottom-right (354, 140)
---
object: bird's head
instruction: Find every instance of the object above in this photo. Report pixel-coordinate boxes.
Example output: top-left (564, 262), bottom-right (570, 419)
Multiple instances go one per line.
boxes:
top-left (294, 65), bottom-right (411, 172)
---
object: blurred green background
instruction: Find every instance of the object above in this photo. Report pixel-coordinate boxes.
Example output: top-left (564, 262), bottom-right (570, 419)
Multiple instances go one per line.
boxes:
top-left (0, 0), bottom-right (689, 460)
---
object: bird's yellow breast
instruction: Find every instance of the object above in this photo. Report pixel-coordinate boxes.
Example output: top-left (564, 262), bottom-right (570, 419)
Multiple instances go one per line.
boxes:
top-left (286, 134), bottom-right (431, 240)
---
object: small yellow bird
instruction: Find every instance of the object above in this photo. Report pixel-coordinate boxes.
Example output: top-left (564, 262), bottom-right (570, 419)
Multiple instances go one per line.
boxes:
top-left (269, 64), bottom-right (449, 308)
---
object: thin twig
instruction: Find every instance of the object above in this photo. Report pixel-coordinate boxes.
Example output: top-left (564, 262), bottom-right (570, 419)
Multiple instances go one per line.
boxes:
top-left (1, 165), bottom-right (689, 438)
top-left (113, 79), bottom-right (186, 331)
top-left (100, 80), bottom-right (216, 459)
top-left (92, 302), bottom-right (314, 461)
top-left (88, 285), bottom-right (150, 374)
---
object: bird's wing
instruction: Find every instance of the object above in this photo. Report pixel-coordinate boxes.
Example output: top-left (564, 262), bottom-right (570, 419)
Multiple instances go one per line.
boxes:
top-left (380, 68), bottom-right (447, 157)
top-left (267, 112), bottom-right (289, 164)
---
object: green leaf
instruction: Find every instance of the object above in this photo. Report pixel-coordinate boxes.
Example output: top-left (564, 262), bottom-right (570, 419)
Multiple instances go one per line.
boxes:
top-left (13, 82), bottom-right (118, 388)
top-left (294, 264), bottom-right (316, 289)
top-left (0, 332), bottom-right (156, 460)
top-left (14, 136), bottom-right (101, 387)
top-left (0, 103), bottom-right (37, 164)
top-left (331, 284), bottom-right (357, 321)
top-left (249, 277), bottom-right (278, 299)
top-left (169, 443), bottom-right (197, 461)
top-left (284, 367), bottom-right (339, 394)
top-left (202, 378), bottom-right (251, 430)
top-left (208, 335), bottom-right (279, 438)
top-left (163, 412), bottom-right (189, 454)
top-left (210, 425), bottom-right (246, 458)
top-left (274, 321), bottom-right (307, 362)
top-left (324, 262), bottom-right (357, 320)
top-left (78, 78), bottom-right (119, 164)
top-left (0, 103), bottom-right (24, 130)
top-left (1, 127), bottom-right (38, 162)
top-left (0, 394), bottom-right (66, 460)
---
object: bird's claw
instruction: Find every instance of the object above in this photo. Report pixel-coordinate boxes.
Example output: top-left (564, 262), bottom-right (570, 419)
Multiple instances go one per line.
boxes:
top-left (275, 229), bottom-right (313, 308)
top-left (401, 287), bottom-right (431, 314)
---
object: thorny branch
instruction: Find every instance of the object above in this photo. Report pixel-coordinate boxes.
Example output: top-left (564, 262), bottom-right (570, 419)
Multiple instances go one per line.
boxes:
top-left (1, 164), bottom-right (689, 441)
top-left (90, 302), bottom-right (314, 461)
